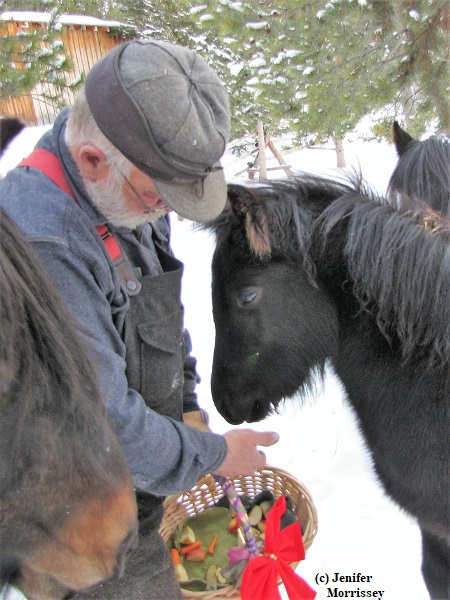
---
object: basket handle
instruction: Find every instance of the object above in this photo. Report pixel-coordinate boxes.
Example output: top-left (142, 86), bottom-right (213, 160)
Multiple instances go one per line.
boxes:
top-left (213, 475), bottom-right (259, 558)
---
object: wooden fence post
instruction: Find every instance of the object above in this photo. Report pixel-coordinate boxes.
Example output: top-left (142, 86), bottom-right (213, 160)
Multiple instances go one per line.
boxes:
top-left (266, 139), bottom-right (294, 177)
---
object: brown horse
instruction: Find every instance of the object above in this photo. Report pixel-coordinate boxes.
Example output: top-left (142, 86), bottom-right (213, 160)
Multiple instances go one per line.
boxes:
top-left (0, 207), bottom-right (138, 600)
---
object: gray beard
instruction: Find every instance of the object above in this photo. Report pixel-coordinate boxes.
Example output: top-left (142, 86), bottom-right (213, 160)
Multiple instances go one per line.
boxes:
top-left (84, 170), bottom-right (168, 229)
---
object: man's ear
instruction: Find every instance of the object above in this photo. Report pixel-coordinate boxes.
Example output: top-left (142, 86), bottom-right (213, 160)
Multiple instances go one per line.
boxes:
top-left (76, 144), bottom-right (109, 182)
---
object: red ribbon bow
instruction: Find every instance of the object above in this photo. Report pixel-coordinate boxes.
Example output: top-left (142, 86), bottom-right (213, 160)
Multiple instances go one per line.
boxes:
top-left (240, 496), bottom-right (317, 600)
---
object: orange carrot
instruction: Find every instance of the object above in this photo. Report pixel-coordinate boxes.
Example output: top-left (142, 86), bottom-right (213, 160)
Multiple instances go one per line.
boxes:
top-left (170, 548), bottom-right (180, 565)
top-left (180, 541), bottom-right (202, 555)
top-left (207, 533), bottom-right (219, 555)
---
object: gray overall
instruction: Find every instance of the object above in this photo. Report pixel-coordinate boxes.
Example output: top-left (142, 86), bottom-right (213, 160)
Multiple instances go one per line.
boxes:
top-left (78, 227), bottom-right (184, 600)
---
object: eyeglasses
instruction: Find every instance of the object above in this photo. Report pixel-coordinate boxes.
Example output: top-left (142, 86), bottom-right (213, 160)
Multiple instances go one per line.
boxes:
top-left (112, 162), bottom-right (169, 215)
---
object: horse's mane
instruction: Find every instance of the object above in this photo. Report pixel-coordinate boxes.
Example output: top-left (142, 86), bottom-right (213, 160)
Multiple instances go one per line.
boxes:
top-left (0, 208), bottom-right (111, 475)
top-left (388, 134), bottom-right (450, 216)
top-left (207, 174), bottom-right (450, 369)
top-left (317, 186), bottom-right (450, 368)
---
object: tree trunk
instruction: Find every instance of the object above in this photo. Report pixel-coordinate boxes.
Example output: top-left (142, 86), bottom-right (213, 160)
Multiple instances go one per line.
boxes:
top-left (256, 120), bottom-right (267, 180)
top-left (248, 152), bottom-right (259, 180)
top-left (333, 137), bottom-right (346, 168)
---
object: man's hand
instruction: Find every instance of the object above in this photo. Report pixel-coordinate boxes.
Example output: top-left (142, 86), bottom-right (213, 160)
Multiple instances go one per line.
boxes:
top-left (213, 429), bottom-right (280, 477)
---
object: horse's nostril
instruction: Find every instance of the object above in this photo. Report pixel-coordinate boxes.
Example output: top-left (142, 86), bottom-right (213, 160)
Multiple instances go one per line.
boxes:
top-left (213, 393), bottom-right (245, 425)
top-left (249, 400), bottom-right (269, 423)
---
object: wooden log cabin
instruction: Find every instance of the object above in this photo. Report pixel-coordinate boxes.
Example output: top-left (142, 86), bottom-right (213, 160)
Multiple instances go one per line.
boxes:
top-left (0, 11), bottom-right (135, 125)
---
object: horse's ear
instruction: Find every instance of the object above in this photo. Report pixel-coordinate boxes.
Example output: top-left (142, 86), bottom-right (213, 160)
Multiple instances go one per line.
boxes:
top-left (227, 184), bottom-right (248, 217)
top-left (392, 121), bottom-right (416, 157)
top-left (228, 184), bottom-right (271, 259)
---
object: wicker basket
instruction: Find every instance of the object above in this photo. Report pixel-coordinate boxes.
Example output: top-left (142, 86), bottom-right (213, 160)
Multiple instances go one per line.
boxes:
top-left (160, 465), bottom-right (318, 599)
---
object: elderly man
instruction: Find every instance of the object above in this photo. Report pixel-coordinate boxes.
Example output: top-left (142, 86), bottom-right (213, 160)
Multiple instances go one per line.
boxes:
top-left (0, 40), bottom-right (279, 598)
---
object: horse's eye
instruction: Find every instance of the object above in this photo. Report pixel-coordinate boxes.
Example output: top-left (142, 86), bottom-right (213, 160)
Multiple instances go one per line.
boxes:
top-left (236, 287), bottom-right (261, 307)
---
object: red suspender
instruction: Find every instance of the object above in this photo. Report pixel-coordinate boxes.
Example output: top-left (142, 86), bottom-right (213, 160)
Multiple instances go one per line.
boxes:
top-left (18, 149), bottom-right (122, 260)
top-left (93, 224), bottom-right (122, 262)
top-left (19, 149), bottom-right (74, 198)
top-left (17, 149), bottom-right (141, 295)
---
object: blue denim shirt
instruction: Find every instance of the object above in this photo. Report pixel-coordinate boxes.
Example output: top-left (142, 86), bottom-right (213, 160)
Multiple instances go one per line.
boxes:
top-left (0, 109), bottom-right (227, 495)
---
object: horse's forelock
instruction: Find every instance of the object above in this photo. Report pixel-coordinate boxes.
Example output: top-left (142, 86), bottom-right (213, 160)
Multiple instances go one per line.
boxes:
top-left (245, 207), bottom-right (271, 259)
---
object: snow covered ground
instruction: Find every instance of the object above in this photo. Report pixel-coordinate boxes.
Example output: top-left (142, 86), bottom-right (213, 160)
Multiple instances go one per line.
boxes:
top-left (0, 131), bottom-right (430, 599)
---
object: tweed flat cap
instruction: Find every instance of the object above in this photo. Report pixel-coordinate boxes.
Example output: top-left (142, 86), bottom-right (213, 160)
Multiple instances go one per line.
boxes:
top-left (85, 39), bottom-right (230, 222)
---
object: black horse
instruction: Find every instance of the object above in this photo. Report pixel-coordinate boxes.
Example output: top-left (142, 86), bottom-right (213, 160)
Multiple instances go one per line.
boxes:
top-left (0, 207), bottom-right (138, 600)
top-left (388, 120), bottom-right (449, 216)
top-left (0, 116), bottom-right (25, 154)
top-left (204, 174), bottom-right (450, 599)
